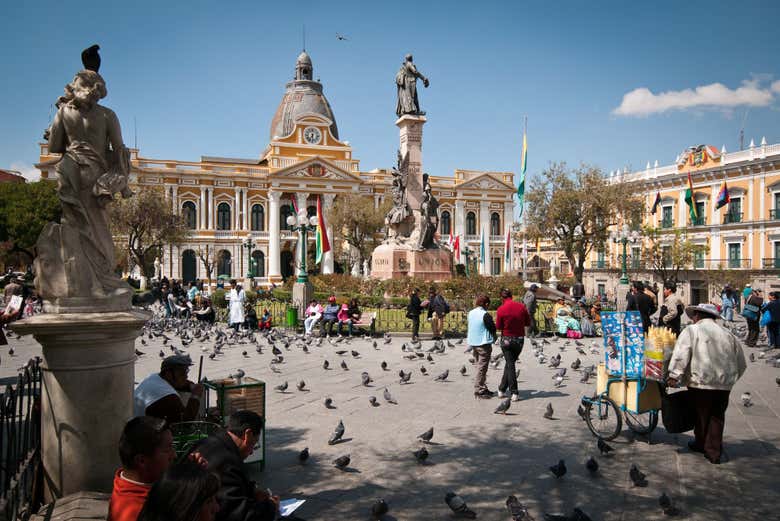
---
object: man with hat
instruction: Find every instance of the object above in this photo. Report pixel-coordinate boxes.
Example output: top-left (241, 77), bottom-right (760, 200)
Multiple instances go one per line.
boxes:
top-left (134, 355), bottom-right (204, 423)
top-left (523, 284), bottom-right (539, 337)
top-left (667, 303), bottom-right (746, 464)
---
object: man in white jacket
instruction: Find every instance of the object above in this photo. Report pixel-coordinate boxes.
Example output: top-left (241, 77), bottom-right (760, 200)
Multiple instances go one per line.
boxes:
top-left (667, 303), bottom-right (746, 464)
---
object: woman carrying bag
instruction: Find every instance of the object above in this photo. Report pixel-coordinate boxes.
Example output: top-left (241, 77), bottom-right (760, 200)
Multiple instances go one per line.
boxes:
top-left (742, 289), bottom-right (763, 347)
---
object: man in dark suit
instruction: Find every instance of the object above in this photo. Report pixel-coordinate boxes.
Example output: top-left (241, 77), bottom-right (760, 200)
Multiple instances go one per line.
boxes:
top-left (192, 411), bottom-right (278, 521)
top-left (627, 280), bottom-right (654, 332)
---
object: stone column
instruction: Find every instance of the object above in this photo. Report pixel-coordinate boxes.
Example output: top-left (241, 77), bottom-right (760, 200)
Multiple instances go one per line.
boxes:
top-left (396, 114), bottom-right (427, 227)
top-left (268, 191), bottom-right (282, 280)
top-left (480, 201), bottom-right (490, 275)
top-left (171, 185), bottom-right (178, 214)
top-left (208, 188), bottom-right (215, 230)
top-left (200, 188), bottom-right (206, 230)
top-left (234, 188), bottom-right (241, 231)
top-left (243, 189), bottom-right (250, 230)
top-left (678, 188), bottom-right (686, 226)
top-left (322, 193), bottom-right (336, 275)
top-left (455, 200), bottom-right (465, 238)
top-left (10, 310), bottom-right (150, 500)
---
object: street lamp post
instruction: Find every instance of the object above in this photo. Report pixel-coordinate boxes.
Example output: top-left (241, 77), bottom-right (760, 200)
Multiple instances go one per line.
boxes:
top-left (286, 209), bottom-right (319, 283)
top-left (462, 246), bottom-right (475, 276)
top-left (610, 224), bottom-right (640, 285)
top-left (242, 236), bottom-right (255, 279)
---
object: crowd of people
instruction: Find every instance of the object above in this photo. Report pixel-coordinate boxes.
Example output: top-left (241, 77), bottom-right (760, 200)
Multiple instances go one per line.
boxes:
top-left (304, 295), bottom-right (363, 337)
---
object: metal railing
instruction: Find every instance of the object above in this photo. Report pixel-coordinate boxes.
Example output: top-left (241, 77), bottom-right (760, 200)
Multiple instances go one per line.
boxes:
top-left (770, 209), bottom-right (780, 220)
top-left (590, 261), bottom-right (610, 269)
top-left (762, 258), bottom-right (780, 269)
top-left (705, 258), bottom-right (752, 269)
top-left (661, 218), bottom-right (674, 229)
top-left (723, 212), bottom-right (743, 224)
top-left (689, 216), bottom-right (706, 226)
top-left (0, 358), bottom-right (42, 521)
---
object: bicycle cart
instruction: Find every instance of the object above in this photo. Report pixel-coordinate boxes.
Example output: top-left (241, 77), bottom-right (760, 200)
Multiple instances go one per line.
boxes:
top-left (581, 311), bottom-right (663, 441)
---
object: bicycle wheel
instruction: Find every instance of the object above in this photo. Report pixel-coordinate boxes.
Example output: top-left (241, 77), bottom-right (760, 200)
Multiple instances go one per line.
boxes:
top-left (624, 409), bottom-right (659, 435)
top-left (584, 395), bottom-right (623, 441)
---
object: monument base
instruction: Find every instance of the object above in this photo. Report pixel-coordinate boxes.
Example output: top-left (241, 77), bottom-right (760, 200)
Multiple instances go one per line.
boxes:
top-left (10, 310), bottom-right (150, 501)
top-left (371, 244), bottom-right (452, 281)
top-left (292, 281), bottom-right (313, 319)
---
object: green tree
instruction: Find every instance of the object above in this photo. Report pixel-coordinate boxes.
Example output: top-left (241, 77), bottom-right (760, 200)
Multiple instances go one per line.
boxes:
top-left (0, 180), bottom-right (61, 263)
top-left (110, 187), bottom-right (189, 278)
top-left (642, 226), bottom-right (707, 283)
top-left (330, 194), bottom-right (391, 271)
top-left (525, 163), bottom-right (640, 283)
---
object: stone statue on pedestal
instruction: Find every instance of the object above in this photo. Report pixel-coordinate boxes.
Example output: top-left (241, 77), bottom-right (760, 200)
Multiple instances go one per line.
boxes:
top-left (154, 257), bottom-right (161, 280)
top-left (37, 48), bottom-right (134, 312)
top-left (384, 150), bottom-right (414, 244)
top-left (417, 174), bottom-right (440, 250)
top-left (395, 54), bottom-right (429, 117)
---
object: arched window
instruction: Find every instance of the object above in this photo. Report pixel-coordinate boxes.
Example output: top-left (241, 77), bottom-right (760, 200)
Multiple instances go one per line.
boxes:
top-left (217, 203), bottom-right (231, 230)
top-left (307, 205), bottom-right (316, 219)
top-left (440, 210), bottom-right (451, 235)
top-left (251, 250), bottom-right (265, 277)
top-left (181, 201), bottom-right (197, 230)
top-left (466, 212), bottom-right (477, 235)
top-left (490, 212), bottom-right (501, 236)
top-left (251, 204), bottom-right (265, 231)
top-left (280, 205), bottom-right (293, 231)
top-left (217, 250), bottom-right (231, 277)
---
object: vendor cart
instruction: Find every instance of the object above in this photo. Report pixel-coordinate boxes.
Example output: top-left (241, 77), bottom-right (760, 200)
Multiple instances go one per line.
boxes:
top-left (581, 311), bottom-right (661, 440)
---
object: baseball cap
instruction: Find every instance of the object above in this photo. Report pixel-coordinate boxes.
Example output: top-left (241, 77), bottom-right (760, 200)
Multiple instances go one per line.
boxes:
top-left (529, 284), bottom-right (539, 291)
top-left (161, 354), bottom-right (194, 371)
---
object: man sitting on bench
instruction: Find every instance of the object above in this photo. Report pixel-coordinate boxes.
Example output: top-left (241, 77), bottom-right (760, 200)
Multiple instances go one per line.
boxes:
top-left (320, 295), bottom-right (340, 337)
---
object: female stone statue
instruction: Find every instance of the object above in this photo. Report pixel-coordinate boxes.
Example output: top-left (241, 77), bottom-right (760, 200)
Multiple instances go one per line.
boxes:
top-left (395, 54), bottom-right (429, 117)
top-left (417, 174), bottom-right (439, 250)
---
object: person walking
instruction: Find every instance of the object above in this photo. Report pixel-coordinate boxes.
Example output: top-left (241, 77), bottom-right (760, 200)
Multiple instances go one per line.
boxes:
top-left (720, 286), bottom-right (736, 322)
top-left (468, 294), bottom-right (496, 399)
top-left (743, 289), bottom-right (763, 347)
top-left (658, 280), bottom-right (685, 336)
top-left (227, 281), bottom-right (245, 331)
top-left (667, 304), bottom-right (746, 464)
top-left (522, 284), bottom-right (539, 337)
top-left (627, 281), bottom-right (654, 332)
top-left (427, 288), bottom-right (449, 340)
top-left (406, 288), bottom-right (422, 342)
top-left (495, 289), bottom-right (530, 401)
top-left (742, 284), bottom-right (752, 307)
top-left (761, 291), bottom-right (780, 349)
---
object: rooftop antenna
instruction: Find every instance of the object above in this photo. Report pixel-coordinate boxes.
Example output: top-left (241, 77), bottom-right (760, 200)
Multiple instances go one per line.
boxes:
top-left (739, 108), bottom-right (749, 151)
top-left (134, 116), bottom-right (138, 150)
top-left (302, 24), bottom-right (306, 52)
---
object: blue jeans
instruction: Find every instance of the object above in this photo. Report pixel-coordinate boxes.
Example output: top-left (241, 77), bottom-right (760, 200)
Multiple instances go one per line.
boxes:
top-left (721, 306), bottom-right (733, 321)
top-left (767, 322), bottom-right (780, 348)
top-left (338, 319), bottom-right (353, 336)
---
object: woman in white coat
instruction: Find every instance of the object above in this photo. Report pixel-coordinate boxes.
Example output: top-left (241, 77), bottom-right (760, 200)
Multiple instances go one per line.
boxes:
top-left (228, 280), bottom-right (246, 330)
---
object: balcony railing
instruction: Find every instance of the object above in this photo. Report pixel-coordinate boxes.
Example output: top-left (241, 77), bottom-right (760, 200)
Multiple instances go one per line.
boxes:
top-left (661, 218), bottom-right (674, 229)
top-left (705, 258), bottom-right (752, 269)
top-left (723, 212), bottom-right (743, 224)
top-left (689, 216), bottom-right (706, 226)
top-left (770, 209), bottom-right (780, 220)
top-left (590, 260), bottom-right (610, 269)
top-left (762, 258), bottom-right (780, 269)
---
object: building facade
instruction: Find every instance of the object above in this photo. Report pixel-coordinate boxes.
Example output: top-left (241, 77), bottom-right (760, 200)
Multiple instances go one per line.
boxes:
top-left (585, 139), bottom-right (780, 303)
top-left (35, 52), bottom-right (516, 285)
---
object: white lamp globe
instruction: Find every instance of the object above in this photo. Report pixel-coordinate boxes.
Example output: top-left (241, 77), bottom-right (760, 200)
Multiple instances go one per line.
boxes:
top-left (309, 216), bottom-right (318, 226)
top-left (286, 215), bottom-right (295, 226)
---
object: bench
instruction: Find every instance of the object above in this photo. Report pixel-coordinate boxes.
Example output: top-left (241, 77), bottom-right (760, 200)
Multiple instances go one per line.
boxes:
top-left (351, 312), bottom-right (377, 335)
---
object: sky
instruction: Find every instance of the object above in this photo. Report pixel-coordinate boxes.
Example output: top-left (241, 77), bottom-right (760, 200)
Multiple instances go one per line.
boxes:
top-left (2, 0), bottom-right (780, 185)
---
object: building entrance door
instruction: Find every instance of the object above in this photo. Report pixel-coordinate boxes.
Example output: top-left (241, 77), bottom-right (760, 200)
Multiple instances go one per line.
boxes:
top-left (690, 280), bottom-right (706, 306)
top-left (181, 250), bottom-right (196, 283)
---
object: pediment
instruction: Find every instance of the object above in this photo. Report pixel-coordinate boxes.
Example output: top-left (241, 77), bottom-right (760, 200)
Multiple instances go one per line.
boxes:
top-left (270, 156), bottom-right (360, 182)
top-left (458, 172), bottom-right (514, 191)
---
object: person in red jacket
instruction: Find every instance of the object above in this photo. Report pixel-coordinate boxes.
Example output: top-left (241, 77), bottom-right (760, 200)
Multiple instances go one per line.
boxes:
top-left (495, 288), bottom-right (531, 401)
top-left (108, 417), bottom-right (176, 521)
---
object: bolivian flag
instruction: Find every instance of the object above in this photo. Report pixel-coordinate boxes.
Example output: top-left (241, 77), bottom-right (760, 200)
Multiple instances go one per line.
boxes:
top-left (315, 196), bottom-right (330, 264)
top-left (684, 172), bottom-right (697, 221)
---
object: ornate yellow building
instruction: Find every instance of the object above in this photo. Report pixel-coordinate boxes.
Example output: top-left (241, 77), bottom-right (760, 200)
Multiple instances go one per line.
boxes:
top-left (585, 139), bottom-right (780, 303)
top-left (35, 51), bottom-right (516, 285)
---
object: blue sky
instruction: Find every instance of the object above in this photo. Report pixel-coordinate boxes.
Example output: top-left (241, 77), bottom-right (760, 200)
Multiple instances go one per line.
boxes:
top-left (2, 0), bottom-right (780, 184)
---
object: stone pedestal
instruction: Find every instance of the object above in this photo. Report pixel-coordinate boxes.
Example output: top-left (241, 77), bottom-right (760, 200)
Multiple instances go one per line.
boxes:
top-left (292, 281), bottom-right (313, 319)
top-left (396, 114), bottom-right (426, 228)
top-left (10, 310), bottom-right (150, 501)
top-left (547, 275), bottom-right (559, 289)
top-left (371, 244), bottom-right (452, 281)
top-left (616, 283), bottom-right (631, 312)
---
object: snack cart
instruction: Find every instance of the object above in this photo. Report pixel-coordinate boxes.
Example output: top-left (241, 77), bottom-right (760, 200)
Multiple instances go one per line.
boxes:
top-left (581, 311), bottom-right (663, 440)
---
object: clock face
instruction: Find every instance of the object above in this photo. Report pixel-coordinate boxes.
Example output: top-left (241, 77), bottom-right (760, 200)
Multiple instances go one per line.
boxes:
top-left (303, 126), bottom-right (322, 145)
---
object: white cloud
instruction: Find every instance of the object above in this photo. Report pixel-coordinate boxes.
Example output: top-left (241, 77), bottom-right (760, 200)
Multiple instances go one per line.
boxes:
top-left (9, 162), bottom-right (41, 182)
top-left (613, 79), bottom-right (776, 117)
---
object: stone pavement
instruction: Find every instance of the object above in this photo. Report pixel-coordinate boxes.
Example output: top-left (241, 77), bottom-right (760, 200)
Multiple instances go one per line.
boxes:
top-left (2, 317), bottom-right (779, 521)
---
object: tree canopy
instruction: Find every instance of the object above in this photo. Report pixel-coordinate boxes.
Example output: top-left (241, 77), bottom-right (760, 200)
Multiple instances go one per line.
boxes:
top-left (0, 180), bottom-right (61, 264)
top-left (110, 187), bottom-right (189, 277)
top-left (330, 194), bottom-right (391, 271)
top-left (524, 163), bottom-right (641, 282)
top-left (641, 226), bottom-right (708, 284)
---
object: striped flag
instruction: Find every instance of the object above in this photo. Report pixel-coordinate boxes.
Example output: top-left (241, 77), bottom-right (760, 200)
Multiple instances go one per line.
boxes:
top-left (315, 196), bottom-right (330, 264)
top-left (517, 120), bottom-right (528, 217)
top-left (452, 235), bottom-right (461, 263)
top-left (715, 181), bottom-right (731, 210)
top-left (505, 228), bottom-right (511, 268)
top-left (480, 228), bottom-right (486, 271)
top-left (650, 191), bottom-right (661, 214)
top-left (684, 171), bottom-right (697, 221)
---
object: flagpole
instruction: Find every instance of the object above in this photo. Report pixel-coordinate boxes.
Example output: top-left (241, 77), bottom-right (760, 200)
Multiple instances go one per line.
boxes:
top-left (521, 115), bottom-right (528, 282)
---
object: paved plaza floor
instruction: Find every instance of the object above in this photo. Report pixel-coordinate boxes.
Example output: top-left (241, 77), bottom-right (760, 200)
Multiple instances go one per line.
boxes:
top-left (2, 315), bottom-right (779, 521)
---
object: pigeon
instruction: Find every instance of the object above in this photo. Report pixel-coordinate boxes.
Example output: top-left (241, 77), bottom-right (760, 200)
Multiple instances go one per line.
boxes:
top-left (629, 464), bottom-right (647, 487)
top-left (399, 370), bottom-right (412, 384)
top-left (340, 360), bottom-right (349, 370)
top-left (335, 350), bottom-right (347, 355)
top-left (418, 427), bottom-right (434, 442)
top-left (585, 457), bottom-right (599, 474)
top-left (413, 446), bottom-right (429, 463)
top-left (553, 375), bottom-right (564, 388)
top-left (434, 369), bottom-right (449, 381)
top-left (420, 366), bottom-right (428, 375)
top-left (381, 361), bottom-right (388, 370)
top-left (275, 381), bottom-right (288, 392)
top-left (328, 420), bottom-right (345, 445)
top-left (544, 508), bottom-right (592, 521)
top-left (543, 403), bottom-right (554, 419)
top-left (373, 340), bottom-right (379, 349)
top-left (323, 360), bottom-right (330, 370)
top-left (272, 346), bottom-right (282, 355)
top-left (351, 350), bottom-right (360, 358)
top-left (749, 352), bottom-right (756, 362)
top-left (494, 397), bottom-right (511, 414)
top-left (369, 396), bottom-right (379, 407)
top-left (571, 358), bottom-right (581, 370)
top-left (370, 498), bottom-right (388, 519)
top-left (577, 405), bottom-right (588, 421)
top-left (297, 380), bottom-right (306, 391)
top-left (324, 397), bottom-right (334, 409)
top-left (135, 349), bottom-right (145, 356)
top-left (333, 454), bottom-right (350, 470)
top-left (505, 495), bottom-right (532, 521)
top-left (298, 447), bottom-right (309, 464)
top-left (81, 44), bottom-right (101, 72)
top-left (659, 492), bottom-right (680, 516)
top-left (549, 459), bottom-right (567, 478)
top-left (242, 350), bottom-right (248, 357)
top-left (231, 369), bottom-right (245, 380)
top-left (741, 391), bottom-right (752, 407)
top-left (208, 353), bottom-right (216, 360)
top-left (597, 438), bottom-right (614, 455)
top-left (361, 372), bottom-right (373, 386)
top-left (444, 492), bottom-right (477, 519)
top-left (776, 377), bottom-right (780, 386)
top-left (383, 388), bottom-right (396, 404)
top-left (159, 350), bottom-right (165, 358)
top-left (460, 365), bottom-right (467, 376)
